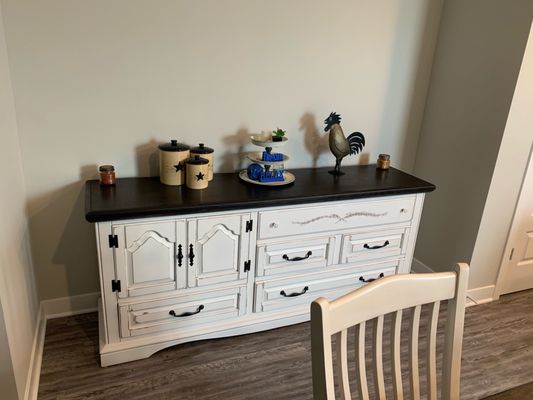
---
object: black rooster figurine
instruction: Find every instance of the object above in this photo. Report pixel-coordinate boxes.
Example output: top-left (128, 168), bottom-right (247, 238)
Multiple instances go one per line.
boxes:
top-left (324, 112), bottom-right (365, 175)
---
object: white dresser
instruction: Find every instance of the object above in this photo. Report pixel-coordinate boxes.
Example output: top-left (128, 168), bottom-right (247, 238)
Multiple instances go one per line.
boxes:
top-left (85, 166), bottom-right (434, 366)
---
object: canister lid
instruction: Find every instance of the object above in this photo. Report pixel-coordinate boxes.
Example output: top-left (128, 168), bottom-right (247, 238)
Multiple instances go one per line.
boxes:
top-left (99, 165), bottom-right (115, 172)
top-left (185, 155), bottom-right (209, 165)
top-left (158, 139), bottom-right (190, 152)
top-left (191, 143), bottom-right (214, 154)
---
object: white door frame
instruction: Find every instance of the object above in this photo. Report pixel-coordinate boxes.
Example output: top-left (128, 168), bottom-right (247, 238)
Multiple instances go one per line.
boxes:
top-left (494, 144), bottom-right (533, 297)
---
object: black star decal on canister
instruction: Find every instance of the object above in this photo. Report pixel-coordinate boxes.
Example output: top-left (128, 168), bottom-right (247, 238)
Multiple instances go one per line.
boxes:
top-left (174, 163), bottom-right (183, 172)
top-left (196, 172), bottom-right (205, 181)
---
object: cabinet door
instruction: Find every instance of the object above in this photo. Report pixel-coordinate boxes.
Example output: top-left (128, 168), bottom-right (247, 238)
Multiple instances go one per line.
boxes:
top-left (188, 214), bottom-right (250, 287)
top-left (114, 220), bottom-right (187, 298)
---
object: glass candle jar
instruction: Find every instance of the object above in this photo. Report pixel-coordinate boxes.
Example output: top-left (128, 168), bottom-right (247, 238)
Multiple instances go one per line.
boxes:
top-left (99, 165), bottom-right (116, 186)
top-left (377, 154), bottom-right (390, 170)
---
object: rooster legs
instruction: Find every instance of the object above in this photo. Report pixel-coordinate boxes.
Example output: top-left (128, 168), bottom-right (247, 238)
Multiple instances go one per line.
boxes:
top-left (329, 158), bottom-right (346, 176)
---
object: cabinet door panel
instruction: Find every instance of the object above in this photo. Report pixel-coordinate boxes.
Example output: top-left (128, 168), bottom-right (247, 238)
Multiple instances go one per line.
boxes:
top-left (188, 214), bottom-right (249, 287)
top-left (115, 220), bottom-right (186, 298)
top-left (128, 231), bottom-right (174, 283)
top-left (198, 225), bottom-right (239, 274)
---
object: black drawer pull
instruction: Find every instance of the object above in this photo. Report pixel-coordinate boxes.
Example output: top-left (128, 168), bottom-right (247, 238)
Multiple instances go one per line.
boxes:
top-left (177, 244), bottom-right (184, 267)
top-left (359, 273), bottom-right (385, 283)
top-left (363, 240), bottom-right (390, 250)
top-left (280, 286), bottom-right (309, 297)
top-left (169, 305), bottom-right (204, 317)
top-left (283, 251), bottom-right (312, 262)
top-left (189, 244), bottom-right (195, 266)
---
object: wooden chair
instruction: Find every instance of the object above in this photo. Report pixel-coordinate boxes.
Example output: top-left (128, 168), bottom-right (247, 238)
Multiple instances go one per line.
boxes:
top-left (311, 263), bottom-right (469, 400)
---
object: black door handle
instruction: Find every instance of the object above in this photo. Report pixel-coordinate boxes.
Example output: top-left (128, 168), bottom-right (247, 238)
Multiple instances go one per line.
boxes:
top-left (189, 244), bottom-right (195, 266)
top-left (169, 305), bottom-right (204, 317)
top-left (283, 251), bottom-right (312, 262)
top-left (359, 273), bottom-right (385, 283)
top-left (363, 240), bottom-right (390, 250)
top-left (177, 244), bottom-right (184, 267)
top-left (280, 286), bottom-right (309, 297)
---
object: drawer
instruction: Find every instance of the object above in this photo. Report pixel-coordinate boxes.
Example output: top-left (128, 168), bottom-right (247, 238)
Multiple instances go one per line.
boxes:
top-left (258, 196), bottom-right (415, 239)
top-left (119, 286), bottom-right (247, 338)
top-left (340, 227), bottom-right (408, 264)
top-left (256, 236), bottom-right (337, 278)
top-left (254, 261), bottom-right (398, 313)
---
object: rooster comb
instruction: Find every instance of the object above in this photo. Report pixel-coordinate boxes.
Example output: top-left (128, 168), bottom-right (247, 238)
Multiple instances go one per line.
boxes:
top-left (324, 112), bottom-right (341, 132)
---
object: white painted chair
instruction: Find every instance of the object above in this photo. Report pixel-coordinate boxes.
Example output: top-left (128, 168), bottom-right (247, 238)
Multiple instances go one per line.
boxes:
top-left (311, 263), bottom-right (469, 400)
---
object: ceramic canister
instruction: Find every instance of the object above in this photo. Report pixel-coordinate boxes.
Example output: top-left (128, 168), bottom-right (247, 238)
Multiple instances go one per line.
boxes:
top-left (159, 140), bottom-right (190, 186)
top-left (185, 155), bottom-right (209, 190)
top-left (190, 143), bottom-right (214, 181)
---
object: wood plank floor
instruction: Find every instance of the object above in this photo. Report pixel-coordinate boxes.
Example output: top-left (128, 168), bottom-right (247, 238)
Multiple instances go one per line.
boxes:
top-left (38, 289), bottom-right (533, 399)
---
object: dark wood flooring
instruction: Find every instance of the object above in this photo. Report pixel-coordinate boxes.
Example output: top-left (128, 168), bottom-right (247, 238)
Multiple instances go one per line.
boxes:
top-left (38, 290), bottom-right (533, 399)
top-left (482, 381), bottom-right (533, 399)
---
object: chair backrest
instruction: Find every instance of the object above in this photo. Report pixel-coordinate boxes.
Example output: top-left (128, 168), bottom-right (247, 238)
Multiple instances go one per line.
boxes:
top-left (311, 263), bottom-right (469, 400)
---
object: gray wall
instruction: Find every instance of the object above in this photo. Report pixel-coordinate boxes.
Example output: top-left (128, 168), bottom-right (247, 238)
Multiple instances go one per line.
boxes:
top-left (413, 0), bottom-right (533, 278)
top-left (1, 0), bottom-right (443, 300)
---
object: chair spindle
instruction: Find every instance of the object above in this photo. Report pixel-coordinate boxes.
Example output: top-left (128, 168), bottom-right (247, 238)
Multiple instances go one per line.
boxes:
top-left (373, 315), bottom-right (386, 399)
top-left (355, 322), bottom-right (369, 400)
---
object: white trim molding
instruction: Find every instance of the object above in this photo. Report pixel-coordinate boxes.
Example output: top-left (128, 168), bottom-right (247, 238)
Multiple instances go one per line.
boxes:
top-left (41, 292), bottom-right (99, 319)
top-left (24, 292), bottom-right (100, 399)
top-left (410, 258), bottom-right (435, 274)
top-left (466, 285), bottom-right (496, 306)
top-left (23, 305), bottom-right (45, 400)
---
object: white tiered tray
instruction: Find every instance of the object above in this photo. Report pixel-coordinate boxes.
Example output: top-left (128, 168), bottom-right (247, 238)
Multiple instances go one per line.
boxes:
top-left (238, 170), bottom-right (295, 186)
top-left (250, 136), bottom-right (288, 147)
top-left (246, 152), bottom-right (289, 166)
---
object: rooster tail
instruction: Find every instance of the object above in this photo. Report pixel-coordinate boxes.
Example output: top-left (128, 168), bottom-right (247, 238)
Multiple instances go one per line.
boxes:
top-left (347, 132), bottom-right (365, 155)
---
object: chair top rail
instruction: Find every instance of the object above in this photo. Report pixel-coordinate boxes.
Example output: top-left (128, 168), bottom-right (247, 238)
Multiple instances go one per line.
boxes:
top-left (315, 271), bottom-right (457, 335)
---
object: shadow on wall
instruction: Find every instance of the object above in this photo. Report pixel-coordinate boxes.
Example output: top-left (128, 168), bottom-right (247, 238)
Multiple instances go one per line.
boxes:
top-left (219, 128), bottom-right (253, 173)
top-left (300, 112), bottom-right (329, 168)
top-left (26, 165), bottom-right (101, 301)
top-left (376, 0), bottom-right (442, 172)
top-left (220, 114), bottom-right (335, 172)
top-left (135, 138), bottom-right (161, 177)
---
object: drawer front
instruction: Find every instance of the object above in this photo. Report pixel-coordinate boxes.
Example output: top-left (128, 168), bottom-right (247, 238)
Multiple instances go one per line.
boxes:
top-left (340, 227), bottom-right (408, 264)
top-left (254, 261), bottom-right (399, 313)
top-left (256, 236), bottom-right (337, 278)
top-left (119, 286), bottom-right (246, 338)
top-left (258, 196), bottom-right (415, 239)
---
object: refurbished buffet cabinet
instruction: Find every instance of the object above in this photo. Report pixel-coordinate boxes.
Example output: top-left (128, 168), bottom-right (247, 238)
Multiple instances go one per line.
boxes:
top-left (85, 165), bottom-right (435, 366)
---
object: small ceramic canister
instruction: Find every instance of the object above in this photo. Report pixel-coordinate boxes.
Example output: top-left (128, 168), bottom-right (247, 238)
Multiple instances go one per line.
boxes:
top-left (185, 155), bottom-right (209, 190)
top-left (190, 143), bottom-right (214, 181)
top-left (159, 140), bottom-right (190, 186)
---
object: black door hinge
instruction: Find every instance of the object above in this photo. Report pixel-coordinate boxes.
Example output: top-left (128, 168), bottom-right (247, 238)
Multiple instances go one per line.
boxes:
top-left (246, 220), bottom-right (253, 233)
top-left (244, 260), bottom-right (251, 272)
top-left (111, 279), bottom-right (121, 293)
top-left (108, 234), bottom-right (119, 248)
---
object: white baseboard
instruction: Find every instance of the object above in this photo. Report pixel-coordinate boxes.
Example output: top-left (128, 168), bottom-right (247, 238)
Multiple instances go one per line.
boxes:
top-left (466, 285), bottom-right (496, 306)
top-left (24, 305), bottom-right (46, 400)
top-left (23, 292), bottom-right (99, 399)
top-left (411, 258), bottom-right (435, 273)
top-left (41, 291), bottom-right (99, 319)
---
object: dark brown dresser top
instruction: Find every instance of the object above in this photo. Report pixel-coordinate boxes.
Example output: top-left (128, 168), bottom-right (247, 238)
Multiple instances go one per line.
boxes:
top-left (85, 165), bottom-right (435, 222)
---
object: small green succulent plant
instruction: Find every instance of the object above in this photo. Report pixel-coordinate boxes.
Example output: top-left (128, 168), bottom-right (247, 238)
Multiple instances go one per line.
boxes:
top-left (272, 128), bottom-right (286, 138)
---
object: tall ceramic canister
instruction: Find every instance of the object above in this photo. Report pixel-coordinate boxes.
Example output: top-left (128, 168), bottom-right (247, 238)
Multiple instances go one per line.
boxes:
top-left (159, 140), bottom-right (190, 186)
top-left (185, 155), bottom-right (209, 190)
top-left (190, 143), bottom-right (214, 181)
